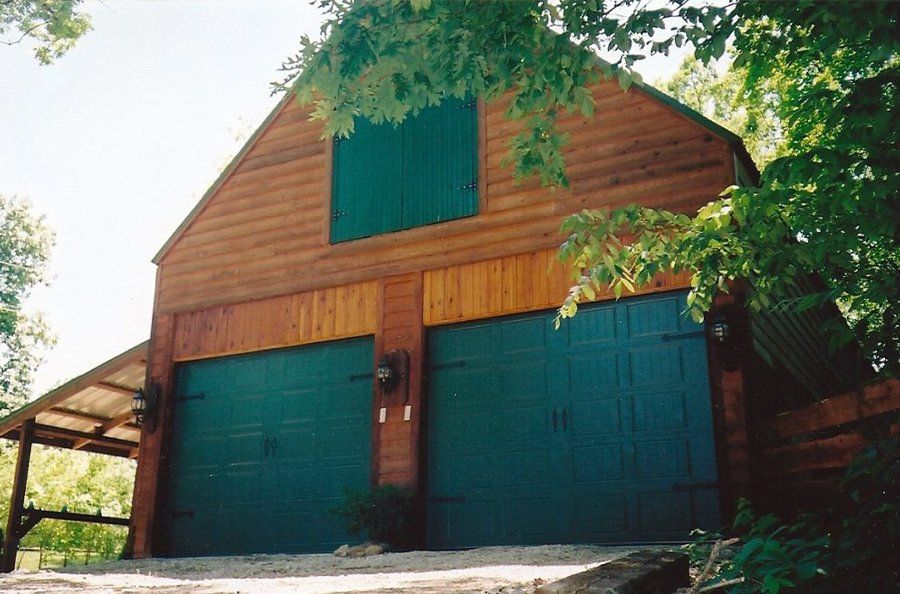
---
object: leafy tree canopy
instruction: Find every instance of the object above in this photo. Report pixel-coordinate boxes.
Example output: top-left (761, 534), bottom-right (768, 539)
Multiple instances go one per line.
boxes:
top-left (0, 444), bottom-right (134, 560)
top-left (0, 195), bottom-right (54, 416)
top-left (0, 0), bottom-right (91, 64)
top-left (658, 54), bottom-right (783, 168)
top-left (281, 0), bottom-right (898, 373)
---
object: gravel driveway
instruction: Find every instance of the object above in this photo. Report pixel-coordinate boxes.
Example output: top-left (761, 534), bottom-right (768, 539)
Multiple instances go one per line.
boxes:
top-left (0, 545), bottom-right (642, 594)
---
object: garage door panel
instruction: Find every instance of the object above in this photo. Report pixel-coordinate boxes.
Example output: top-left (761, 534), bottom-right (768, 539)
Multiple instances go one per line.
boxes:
top-left (571, 493), bottom-right (629, 536)
top-left (628, 346), bottom-right (685, 386)
top-left (569, 353), bottom-right (620, 392)
top-left (446, 500), bottom-right (496, 541)
top-left (499, 361), bottom-right (548, 402)
top-left (222, 466), bottom-right (266, 504)
top-left (636, 491), bottom-right (694, 532)
top-left (430, 323), bottom-right (494, 362)
top-left (572, 444), bottom-right (626, 482)
top-left (632, 389), bottom-right (688, 431)
top-left (230, 355), bottom-right (272, 391)
top-left (494, 405), bottom-right (551, 444)
top-left (165, 336), bottom-right (373, 556)
top-left (431, 455), bottom-right (493, 491)
top-left (571, 398), bottom-right (623, 436)
top-left (169, 470), bottom-right (222, 506)
top-left (436, 412), bottom-right (497, 450)
top-left (174, 434), bottom-right (226, 470)
top-left (504, 497), bottom-right (557, 538)
top-left (568, 306), bottom-right (618, 346)
top-left (428, 292), bottom-right (719, 547)
top-left (625, 297), bottom-right (680, 337)
top-left (496, 449), bottom-right (553, 487)
top-left (634, 439), bottom-right (691, 478)
top-left (499, 317), bottom-right (549, 354)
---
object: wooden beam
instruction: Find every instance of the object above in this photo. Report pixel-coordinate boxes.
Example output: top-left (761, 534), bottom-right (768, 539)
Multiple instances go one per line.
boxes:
top-left (19, 509), bottom-right (130, 534)
top-left (96, 381), bottom-right (138, 396)
top-left (48, 407), bottom-right (109, 424)
top-left (100, 411), bottom-right (136, 434)
top-left (0, 341), bottom-right (148, 437)
top-left (2, 419), bottom-right (35, 572)
top-left (33, 424), bottom-right (138, 451)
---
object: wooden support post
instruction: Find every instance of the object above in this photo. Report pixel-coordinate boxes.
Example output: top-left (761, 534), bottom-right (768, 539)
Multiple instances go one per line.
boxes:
top-left (2, 419), bottom-right (35, 573)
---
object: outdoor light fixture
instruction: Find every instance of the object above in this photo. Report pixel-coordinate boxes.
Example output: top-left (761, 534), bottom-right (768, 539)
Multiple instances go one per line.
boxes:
top-left (132, 383), bottom-right (159, 432)
top-left (376, 349), bottom-right (410, 396)
top-left (711, 316), bottom-right (731, 343)
top-left (376, 358), bottom-right (397, 394)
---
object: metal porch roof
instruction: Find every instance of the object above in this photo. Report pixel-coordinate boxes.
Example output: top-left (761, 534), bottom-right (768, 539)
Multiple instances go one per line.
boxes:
top-left (0, 341), bottom-right (148, 459)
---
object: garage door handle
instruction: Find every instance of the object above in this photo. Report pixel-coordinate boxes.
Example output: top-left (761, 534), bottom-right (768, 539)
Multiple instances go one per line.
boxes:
top-left (269, 438), bottom-right (278, 458)
top-left (562, 408), bottom-right (568, 431)
top-left (551, 409), bottom-right (558, 432)
top-left (263, 437), bottom-right (270, 458)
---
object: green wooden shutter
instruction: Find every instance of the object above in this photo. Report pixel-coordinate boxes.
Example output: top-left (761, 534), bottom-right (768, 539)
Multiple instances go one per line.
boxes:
top-left (331, 117), bottom-right (402, 242)
top-left (401, 97), bottom-right (478, 229)
top-left (331, 98), bottom-right (478, 243)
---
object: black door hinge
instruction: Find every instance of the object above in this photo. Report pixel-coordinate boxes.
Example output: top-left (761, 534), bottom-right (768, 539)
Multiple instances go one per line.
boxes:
top-left (177, 393), bottom-right (205, 402)
top-left (331, 209), bottom-right (349, 222)
top-left (670, 481), bottom-right (719, 492)
top-left (431, 360), bottom-right (466, 371)
top-left (457, 180), bottom-right (477, 191)
top-left (428, 496), bottom-right (466, 504)
top-left (661, 330), bottom-right (706, 342)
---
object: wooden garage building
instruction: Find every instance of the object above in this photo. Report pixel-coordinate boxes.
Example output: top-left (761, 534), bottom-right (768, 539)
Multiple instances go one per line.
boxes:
top-left (127, 76), bottom-right (778, 557)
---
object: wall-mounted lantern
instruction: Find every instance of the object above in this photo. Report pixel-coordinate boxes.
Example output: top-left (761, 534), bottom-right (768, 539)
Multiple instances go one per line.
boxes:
top-left (376, 349), bottom-right (411, 424)
top-left (376, 358), bottom-right (397, 394)
top-left (711, 316), bottom-right (731, 343)
top-left (132, 383), bottom-right (159, 432)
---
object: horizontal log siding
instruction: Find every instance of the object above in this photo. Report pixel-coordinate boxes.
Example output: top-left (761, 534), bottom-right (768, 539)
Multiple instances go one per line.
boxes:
top-left (170, 280), bottom-right (378, 361)
top-left (423, 247), bottom-right (692, 326)
top-left (156, 83), bottom-right (734, 314)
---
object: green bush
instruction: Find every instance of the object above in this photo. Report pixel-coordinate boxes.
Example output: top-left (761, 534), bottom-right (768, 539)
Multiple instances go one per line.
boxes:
top-left (687, 437), bottom-right (900, 593)
top-left (331, 484), bottom-right (416, 549)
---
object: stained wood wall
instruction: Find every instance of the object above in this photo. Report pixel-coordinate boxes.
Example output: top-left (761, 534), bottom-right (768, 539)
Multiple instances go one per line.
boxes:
top-left (131, 79), bottom-right (743, 558)
top-left (171, 281), bottom-right (377, 361)
top-left (423, 247), bottom-right (691, 326)
top-left (755, 379), bottom-right (900, 513)
top-left (155, 81), bottom-right (734, 314)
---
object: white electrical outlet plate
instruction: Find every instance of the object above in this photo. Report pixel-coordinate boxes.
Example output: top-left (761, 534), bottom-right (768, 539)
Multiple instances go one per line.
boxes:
top-left (403, 405), bottom-right (412, 421)
top-left (379, 407), bottom-right (387, 423)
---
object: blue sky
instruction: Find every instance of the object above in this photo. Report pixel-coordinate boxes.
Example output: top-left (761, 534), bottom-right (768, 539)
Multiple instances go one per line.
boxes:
top-left (1, 1), bottom-right (687, 396)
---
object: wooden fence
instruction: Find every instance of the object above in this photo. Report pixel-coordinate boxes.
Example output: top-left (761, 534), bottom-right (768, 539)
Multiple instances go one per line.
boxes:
top-left (755, 378), bottom-right (899, 510)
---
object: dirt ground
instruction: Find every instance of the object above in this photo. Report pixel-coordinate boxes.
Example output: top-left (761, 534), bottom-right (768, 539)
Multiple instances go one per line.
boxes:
top-left (0, 545), bottom-right (642, 594)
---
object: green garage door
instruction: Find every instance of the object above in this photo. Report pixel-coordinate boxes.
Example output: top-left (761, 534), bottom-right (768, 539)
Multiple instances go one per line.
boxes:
top-left (163, 337), bottom-right (373, 556)
top-left (426, 292), bottom-right (719, 547)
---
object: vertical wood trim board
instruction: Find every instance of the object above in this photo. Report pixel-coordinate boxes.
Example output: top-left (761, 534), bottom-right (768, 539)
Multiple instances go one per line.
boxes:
top-left (171, 280), bottom-right (378, 361)
top-left (423, 247), bottom-right (692, 326)
top-left (129, 310), bottom-right (176, 559)
top-left (373, 273), bottom-right (425, 488)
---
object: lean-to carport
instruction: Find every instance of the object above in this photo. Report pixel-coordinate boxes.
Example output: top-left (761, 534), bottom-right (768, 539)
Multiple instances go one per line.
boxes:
top-left (0, 341), bottom-right (147, 572)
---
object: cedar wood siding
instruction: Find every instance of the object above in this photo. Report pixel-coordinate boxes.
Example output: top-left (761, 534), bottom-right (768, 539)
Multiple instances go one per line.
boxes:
top-left (154, 80), bottom-right (735, 313)
top-left (131, 79), bottom-right (744, 558)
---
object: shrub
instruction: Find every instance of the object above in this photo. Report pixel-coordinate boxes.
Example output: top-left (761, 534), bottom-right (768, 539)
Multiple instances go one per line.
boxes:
top-left (687, 436), bottom-right (900, 593)
top-left (331, 484), bottom-right (416, 549)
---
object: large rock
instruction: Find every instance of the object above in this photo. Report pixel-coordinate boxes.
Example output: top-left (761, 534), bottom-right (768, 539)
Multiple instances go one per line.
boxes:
top-left (334, 542), bottom-right (387, 558)
top-left (536, 550), bottom-right (690, 594)
top-left (333, 544), bottom-right (351, 557)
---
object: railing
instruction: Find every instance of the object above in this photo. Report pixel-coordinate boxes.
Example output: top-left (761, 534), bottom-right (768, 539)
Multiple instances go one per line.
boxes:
top-left (15, 546), bottom-right (120, 570)
top-left (755, 378), bottom-right (899, 510)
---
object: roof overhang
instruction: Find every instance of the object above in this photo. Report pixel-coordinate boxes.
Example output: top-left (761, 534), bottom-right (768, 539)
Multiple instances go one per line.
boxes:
top-left (0, 341), bottom-right (148, 459)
